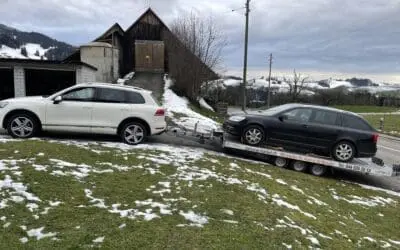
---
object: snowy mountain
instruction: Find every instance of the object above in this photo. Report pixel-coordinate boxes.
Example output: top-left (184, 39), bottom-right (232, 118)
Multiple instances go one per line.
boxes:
top-left (0, 24), bottom-right (75, 60)
top-left (206, 76), bottom-right (400, 95)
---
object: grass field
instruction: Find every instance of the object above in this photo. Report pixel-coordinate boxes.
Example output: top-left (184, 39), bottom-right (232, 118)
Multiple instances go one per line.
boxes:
top-left (333, 105), bottom-right (399, 113)
top-left (1, 136), bottom-right (400, 249)
top-left (362, 114), bottom-right (400, 135)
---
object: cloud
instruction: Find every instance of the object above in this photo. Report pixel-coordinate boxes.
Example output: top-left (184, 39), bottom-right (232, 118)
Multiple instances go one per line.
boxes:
top-left (1, 0), bottom-right (400, 82)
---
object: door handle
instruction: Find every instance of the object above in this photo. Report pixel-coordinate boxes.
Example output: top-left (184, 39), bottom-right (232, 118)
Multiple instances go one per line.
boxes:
top-left (83, 107), bottom-right (92, 109)
top-left (302, 124), bottom-right (308, 128)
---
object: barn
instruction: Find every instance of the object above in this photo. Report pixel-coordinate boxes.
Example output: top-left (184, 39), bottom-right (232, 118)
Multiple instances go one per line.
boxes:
top-left (0, 8), bottom-right (217, 100)
top-left (64, 8), bottom-right (218, 98)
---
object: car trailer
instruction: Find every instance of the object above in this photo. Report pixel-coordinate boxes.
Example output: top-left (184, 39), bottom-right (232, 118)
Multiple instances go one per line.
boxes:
top-left (166, 123), bottom-right (400, 178)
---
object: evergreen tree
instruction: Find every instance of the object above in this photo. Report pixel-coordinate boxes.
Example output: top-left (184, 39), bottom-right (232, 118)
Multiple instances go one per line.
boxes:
top-left (21, 47), bottom-right (28, 57)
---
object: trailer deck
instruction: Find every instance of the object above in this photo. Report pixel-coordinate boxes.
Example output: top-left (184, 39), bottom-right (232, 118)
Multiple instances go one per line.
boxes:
top-left (166, 123), bottom-right (400, 177)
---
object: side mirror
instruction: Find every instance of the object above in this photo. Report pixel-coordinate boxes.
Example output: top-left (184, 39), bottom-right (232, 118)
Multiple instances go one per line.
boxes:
top-left (53, 96), bottom-right (63, 104)
top-left (279, 115), bottom-right (288, 122)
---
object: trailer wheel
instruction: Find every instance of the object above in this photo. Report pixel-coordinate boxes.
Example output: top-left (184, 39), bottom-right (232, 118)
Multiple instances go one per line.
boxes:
top-left (275, 157), bottom-right (289, 168)
top-left (310, 164), bottom-right (328, 177)
top-left (292, 161), bottom-right (308, 172)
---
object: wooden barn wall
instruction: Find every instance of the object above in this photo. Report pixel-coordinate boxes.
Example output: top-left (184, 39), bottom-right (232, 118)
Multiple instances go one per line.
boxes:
top-left (122, 12), bottom-right (165, 75)
top-left (121, 11), bottom-right (218, 95)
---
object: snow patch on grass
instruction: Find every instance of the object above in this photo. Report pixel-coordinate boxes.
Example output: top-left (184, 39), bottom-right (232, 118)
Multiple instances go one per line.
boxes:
top-left (221, 209), bottom-right (234, 216)
top-left (272, 197), bottom-right (316, 220)
top-left (276, 179), bottom-right (287, 185)
top-left (179, 210), bottom-right (209, 227)
top-left (93, 236), bottom-right (105, 243)
top-left (26, 227), bottom-right (57, 240)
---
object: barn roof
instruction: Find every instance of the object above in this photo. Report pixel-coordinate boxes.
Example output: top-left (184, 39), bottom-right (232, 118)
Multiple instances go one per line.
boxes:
top-left (93, 23), bottom-right (124, 43)
top-left (125, 8), bottom-right (171, 33)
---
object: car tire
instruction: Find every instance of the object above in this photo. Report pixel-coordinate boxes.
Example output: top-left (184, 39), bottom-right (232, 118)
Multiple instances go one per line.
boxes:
top-left (332, 141), bottom-right (356, 162)
top-left (7, 113), bottom-right (39, 139)
top-left (310, 164), bottom-right (329, 177)
top-left (121, 122), bottom-right (147, 145)
top-left (292, 161), bottom-right (308, 172)
top-left (242, 125), bottom-right (265, 146)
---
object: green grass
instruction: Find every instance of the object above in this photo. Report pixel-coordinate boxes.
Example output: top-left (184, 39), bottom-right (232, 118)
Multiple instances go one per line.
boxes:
top-left (0, 139), bottom-right (400, 249)
top-left (189, 103), bottom-right (225, 123)
top-left (362, 114), bottom-right (400, 135)
top-left (332, 105), bottom-right (399, 113)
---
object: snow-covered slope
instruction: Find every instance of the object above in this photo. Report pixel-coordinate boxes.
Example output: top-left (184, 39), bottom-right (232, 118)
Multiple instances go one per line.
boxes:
top-left (0, 23), bottom-right (75, 60)
top-left (163, 77), bottom-right (219, 134)
top-left (0, 45), bottom-right (26, 59)
top-left (0, 43), bottom-right (55, 60)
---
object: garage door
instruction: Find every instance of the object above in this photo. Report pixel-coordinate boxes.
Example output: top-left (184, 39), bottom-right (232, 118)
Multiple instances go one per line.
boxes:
top-left (25, 69), bottom-right (75, 96)
top-left (135, 40), bottom-right (164, 73)
top-left (0, 68), bottom-right (14, 100)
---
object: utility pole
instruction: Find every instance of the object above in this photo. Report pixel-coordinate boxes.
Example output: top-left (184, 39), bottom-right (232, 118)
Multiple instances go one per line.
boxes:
top-left (267, 53), bottom-right (273, 108)
top-left (242, 0), bottom-right (251, 112)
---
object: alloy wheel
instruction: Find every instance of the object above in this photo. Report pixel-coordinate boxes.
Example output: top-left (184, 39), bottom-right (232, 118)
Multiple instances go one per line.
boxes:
top-left (245, 128), bottom-right (263, 145)
top-left (124, 124), bottom-right (145, 144)
top-left (10, 117), bottom-right (34, 138)
top-left (335, 143), bottom-right (353, 162)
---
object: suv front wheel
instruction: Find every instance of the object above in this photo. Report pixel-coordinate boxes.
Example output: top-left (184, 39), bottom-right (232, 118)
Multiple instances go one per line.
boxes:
top-left (7, 114), bottom-right (39, 139)
top-left (121, 122), bottom-right (147, 145)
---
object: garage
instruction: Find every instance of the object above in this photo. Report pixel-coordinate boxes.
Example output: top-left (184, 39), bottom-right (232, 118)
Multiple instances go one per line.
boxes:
top-left (0, 68), bottom-right (14, 100)
top-left (25, 69), bottom-right (76, 97)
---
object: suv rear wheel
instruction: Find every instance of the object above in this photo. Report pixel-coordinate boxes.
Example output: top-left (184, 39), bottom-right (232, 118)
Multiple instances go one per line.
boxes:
top-left (121, 122), bottom-right (147, 145)
top-left (332, 141), bottom-right (355, 162)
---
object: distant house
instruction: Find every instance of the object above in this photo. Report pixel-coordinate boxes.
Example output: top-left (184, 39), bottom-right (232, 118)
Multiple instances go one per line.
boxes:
top-left (64, 8), bottom-right (218, 84)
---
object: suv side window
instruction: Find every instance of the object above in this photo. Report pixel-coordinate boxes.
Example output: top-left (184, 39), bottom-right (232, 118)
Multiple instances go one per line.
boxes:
top-left (62, 87), bottom-right (95, 102)
top-left (342, 114), bottom-right (372, 131)
top-left (96, 88), bottom-right (146, 104)
top-left (126, 91), bottom-right (146, 104)
top-left (311, 110), bottom-right (339, 126)
top-left (97, 88), bottom-right (125, 103)
top-left (283, 108), bottom-right (313, 123)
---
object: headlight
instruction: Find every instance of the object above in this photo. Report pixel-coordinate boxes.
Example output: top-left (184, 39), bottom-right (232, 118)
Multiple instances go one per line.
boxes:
top-left (0, 102), bottom-right (9, 108)
top-left (229, 116), bottom-right (246, 122)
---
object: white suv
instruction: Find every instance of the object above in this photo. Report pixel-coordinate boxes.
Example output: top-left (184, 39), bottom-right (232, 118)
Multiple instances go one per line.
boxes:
top-left (0, 83), bottom-right (167, 145)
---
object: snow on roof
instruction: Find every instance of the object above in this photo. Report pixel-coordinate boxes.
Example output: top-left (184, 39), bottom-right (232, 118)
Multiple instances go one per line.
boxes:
top-left (81, 42), bottom-right (112, 48)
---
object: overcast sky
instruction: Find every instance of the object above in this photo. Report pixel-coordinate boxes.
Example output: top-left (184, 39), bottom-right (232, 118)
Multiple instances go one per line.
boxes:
top-left (2, 0), bottom-right (400, 83)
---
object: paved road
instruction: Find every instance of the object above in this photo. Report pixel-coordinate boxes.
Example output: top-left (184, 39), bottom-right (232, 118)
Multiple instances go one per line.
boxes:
top-left (377, 136), bottom-right (400, 165)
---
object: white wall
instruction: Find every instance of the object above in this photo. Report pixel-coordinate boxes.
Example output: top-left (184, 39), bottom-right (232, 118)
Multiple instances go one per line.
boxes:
top-left (76, 66), bottom-right (96, 84)
top-left (13, 66), bottom-right (25, 97)
top-left (80, 45), bottom-right (119, 83)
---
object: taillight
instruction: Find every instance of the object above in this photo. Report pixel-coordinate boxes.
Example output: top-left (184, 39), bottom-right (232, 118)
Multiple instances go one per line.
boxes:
top-left (155, 108), bottom-right (165, 116)
top-left (372, 134), bottom-right (379, 143)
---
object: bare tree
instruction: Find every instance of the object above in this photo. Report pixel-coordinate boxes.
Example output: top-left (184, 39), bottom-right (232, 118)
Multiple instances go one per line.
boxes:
top-left (285, 69), bottom-right (309, 102)
top-left (167, 11), bottom-right (225, 101)
top-left (171, 11), bottom-right (227, 72)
